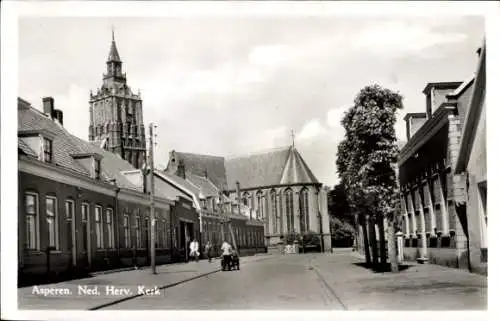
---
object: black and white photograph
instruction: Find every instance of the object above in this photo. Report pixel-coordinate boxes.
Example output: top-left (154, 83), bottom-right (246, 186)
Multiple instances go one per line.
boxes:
top-left (1, 1), bottom-right (498, 319)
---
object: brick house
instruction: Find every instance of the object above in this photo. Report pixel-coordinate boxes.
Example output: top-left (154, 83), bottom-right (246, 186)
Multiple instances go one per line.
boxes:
top-left (454, 41), bottom-right (487, 275)
top-left (398, 71), bottom-right (477, 268)
top-left (18, 97), bottom-right (195, 282)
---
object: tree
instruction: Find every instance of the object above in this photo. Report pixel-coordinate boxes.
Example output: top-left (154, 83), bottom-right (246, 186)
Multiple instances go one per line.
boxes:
top-left (336, 84), bottom-right (403, 272)
top-left (327, 182), bottom-right (354, 226)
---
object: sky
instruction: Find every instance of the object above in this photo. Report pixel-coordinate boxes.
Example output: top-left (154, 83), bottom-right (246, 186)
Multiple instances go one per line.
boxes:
top-left (18, 15), bottom-right (484, 187)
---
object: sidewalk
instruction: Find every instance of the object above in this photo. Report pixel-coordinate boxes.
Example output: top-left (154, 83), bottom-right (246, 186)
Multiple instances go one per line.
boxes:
top-left (18, 255), bottom-right (271, 310)
top-left (311, 251), bottom-right (488, 310)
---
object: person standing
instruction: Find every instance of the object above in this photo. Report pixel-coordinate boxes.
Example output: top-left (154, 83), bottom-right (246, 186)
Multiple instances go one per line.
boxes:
top-left (205, 241), bottom-right (213, 263)
top-left (189, 238), bottom-right (200, 262)
top-left (221, 240), bottom-right (232, 268)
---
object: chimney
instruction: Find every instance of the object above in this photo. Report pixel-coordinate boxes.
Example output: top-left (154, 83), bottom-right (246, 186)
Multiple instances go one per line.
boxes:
top-left (404, 113), bottom-right (427, 141)
top-left (236, 181), bottom-right (241, 215)
top-left (42, 97), bottom-right (54, 118)
top-left (422, 82), bottom-right (462, 118)
top-left (176, 159), bottom-right (186, 179)
top-left (53, 109), bottom-right (63, 125)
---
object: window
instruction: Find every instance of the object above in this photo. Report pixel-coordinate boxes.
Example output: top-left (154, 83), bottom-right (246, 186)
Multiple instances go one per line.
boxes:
top-left (257, 191), bottom-right (265, 220)
top-left (43, 138), bottom-right (53, 163)
top-left (285, 189), bottom-right (294, 233)
top-left (95, 206), bottom-right (104, 249)
top-left (65, 200), bottom-right (75, 252)
top-left (144, 217), bottom-right (149, 249)
top-left (46, 196), bottom-right (58, 249)
top-left (299, 188), bottom-right (309, 233)
top-left (135, 215), bottom-right (141, 248)
top-left (105, 208), bottom-right (114, 248)
top-left (270, 190), bottom-right (278, 234)
top-left (124, 215), bottom-right (131, 248)
top-left (25, 193), bottom-right (39, 250)
top-left (163, 219), bottom-right (168, 248)
top-left (156, 213), bottom-right (161, 248)
top-left (94, 159), bottom-right (101, 180)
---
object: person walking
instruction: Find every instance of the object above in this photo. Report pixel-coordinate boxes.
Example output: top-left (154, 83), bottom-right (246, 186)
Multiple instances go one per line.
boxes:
top-left (189, 238), bottom-right (200, 262)
top-left (205, 241), bottom-right (213, 263)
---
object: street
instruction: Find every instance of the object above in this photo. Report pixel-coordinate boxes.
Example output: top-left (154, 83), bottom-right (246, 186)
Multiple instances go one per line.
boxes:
top-left (95, 250), bottom-right (486, 310)
top-left (18, 250), bottom-right (487, 310)
top-left (102, 254), bottom-right (344, 310)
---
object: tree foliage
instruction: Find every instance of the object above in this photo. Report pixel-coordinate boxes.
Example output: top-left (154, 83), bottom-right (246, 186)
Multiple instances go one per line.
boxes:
top-left (336, 84), bottom-right (403, 221)
top-left (327, 182), bottom-right (353, 226)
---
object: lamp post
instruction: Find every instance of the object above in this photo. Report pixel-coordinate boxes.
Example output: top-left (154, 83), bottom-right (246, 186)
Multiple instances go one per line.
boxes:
top-left (148, 122), bottom-right (157, 275)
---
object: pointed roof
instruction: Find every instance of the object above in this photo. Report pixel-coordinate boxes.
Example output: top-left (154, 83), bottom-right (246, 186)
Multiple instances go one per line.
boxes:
top-left (225, 146), bottom-right (319, 190)
top-left (107, 30), bottom-right (121, 62)
top-left (279, 147), bottom-right (319, 185)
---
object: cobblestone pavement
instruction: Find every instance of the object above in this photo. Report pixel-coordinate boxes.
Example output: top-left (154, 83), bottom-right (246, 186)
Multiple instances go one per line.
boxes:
top-left (18, 251), bottom-right (487, 310)
top-left (18, 255), bottom-right (272, 310)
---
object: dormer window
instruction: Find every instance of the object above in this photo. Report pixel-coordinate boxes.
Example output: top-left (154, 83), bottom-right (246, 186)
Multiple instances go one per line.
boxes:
top-left (43, 137), bottom-right (53, 163)
top-left (94, 159), bottom-right (101, 180)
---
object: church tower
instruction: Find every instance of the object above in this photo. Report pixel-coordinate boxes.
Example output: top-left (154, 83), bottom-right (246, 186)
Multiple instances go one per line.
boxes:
top-left (89, 30), bottom-right (146, 169)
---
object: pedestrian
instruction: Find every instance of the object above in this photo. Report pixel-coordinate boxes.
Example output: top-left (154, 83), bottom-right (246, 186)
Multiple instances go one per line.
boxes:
top-left (221, 240), bottom-right (232, 268)
top-left (205, 241), bottom-right (213, 263)
top-left (189, 238), bottom-right (200, 262)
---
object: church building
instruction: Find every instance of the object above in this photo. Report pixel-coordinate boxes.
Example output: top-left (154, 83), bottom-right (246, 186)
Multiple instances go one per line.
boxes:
top-left (88, 31), bottom-right (146, 169)
top-left (165, 144), bottom-right (332, 252)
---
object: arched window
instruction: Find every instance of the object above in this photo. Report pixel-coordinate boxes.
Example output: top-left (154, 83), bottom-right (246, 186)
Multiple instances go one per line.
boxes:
top-left (285, 188), bottom-right (294, 233)
top-left (299, 188), bottom-right (309, 233)
top-left (242, 192), bottom-right (249, 206)
top-left (270, 189), bottom-right (278, 234)
top-left (256, 191), bottom-right (264, 220)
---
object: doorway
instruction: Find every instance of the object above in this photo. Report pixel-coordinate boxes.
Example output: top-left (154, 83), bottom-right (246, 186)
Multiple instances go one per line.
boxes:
top-left (179, 221), bottom-right (194, 261)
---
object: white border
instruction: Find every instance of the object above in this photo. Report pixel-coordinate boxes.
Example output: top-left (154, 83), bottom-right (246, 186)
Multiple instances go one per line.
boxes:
top-left (2, 1), bottom-right (499, 321)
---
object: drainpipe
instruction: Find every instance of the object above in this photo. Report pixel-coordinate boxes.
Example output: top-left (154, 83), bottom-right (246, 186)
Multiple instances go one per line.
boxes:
top-left (114, 185), bottom-right (120, 266)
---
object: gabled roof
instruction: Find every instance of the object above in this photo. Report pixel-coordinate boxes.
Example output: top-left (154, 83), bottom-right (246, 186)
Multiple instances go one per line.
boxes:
top-left (186, 172), bottom-right (219, 198)
top-left (225, 146), bottom-right (319, 190)
top-left (225, 147), bottom-right (290, 190)
top-left (167, 151), bottom-right (228, 189)
top-left (18, 100), bottom-right (140, 191)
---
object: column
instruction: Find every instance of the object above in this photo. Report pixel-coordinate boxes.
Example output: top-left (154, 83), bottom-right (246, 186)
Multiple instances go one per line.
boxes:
top-left (437, 176), bottom-right (450, 235)
top-left (417, 189), bottom-right (428, 260)
top-left (423, 181), bottom-right (437, 236)
top-left (401, 196), bottom-right (410, 237)
top-left (407, 194), bottom-right (417, 236)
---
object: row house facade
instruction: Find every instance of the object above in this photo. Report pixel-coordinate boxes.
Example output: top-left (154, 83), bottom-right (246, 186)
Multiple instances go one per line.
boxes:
top-left (18, 97), bottom-right (196, 284)
top-left (398, 45), bottom-right (485, 272)
top-left (164, 162), bottom-right (267, 257)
